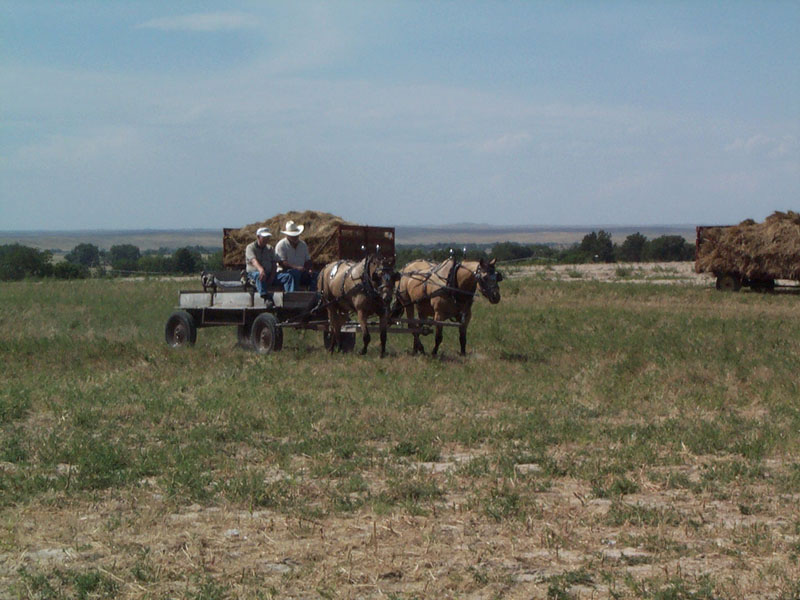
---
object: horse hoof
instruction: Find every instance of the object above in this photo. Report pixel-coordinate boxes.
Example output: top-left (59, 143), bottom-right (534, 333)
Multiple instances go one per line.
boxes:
top-left (360, 349), bottom-right (368, 356)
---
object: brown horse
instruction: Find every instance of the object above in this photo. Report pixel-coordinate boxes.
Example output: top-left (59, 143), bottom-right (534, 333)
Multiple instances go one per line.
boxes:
top-left (394, 257), bottom-right (502, 356)
top-left (318, 255), bottom-right (400, 357)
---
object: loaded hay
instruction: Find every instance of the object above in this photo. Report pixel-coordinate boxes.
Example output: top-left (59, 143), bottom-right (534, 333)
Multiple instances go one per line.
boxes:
top-left (223, 210), bottom-right (356, 268)
top-left (695, 210), bottom-right (800, 281)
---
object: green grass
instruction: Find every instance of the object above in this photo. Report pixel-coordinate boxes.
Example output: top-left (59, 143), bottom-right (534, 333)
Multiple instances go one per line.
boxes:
top-left (1, 276), bottom-right (799, 597)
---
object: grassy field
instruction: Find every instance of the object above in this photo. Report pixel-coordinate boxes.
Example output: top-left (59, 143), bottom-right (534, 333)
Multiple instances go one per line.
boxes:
top-left (1, 274), bottom-right (798, 599)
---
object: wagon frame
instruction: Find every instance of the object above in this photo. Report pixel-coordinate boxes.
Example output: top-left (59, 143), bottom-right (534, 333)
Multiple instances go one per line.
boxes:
top-left (164, 286), bottom-right (458, 354)
top-left (165, 223), bottom-right (459, 354)
top-left (695, 225), bottom-right (800, 292)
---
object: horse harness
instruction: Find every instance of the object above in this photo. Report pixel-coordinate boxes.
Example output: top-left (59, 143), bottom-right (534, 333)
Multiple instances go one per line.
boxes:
top-left (330, 256), bottom-right (391, 305)
top-left (408, 259), bottom-right (477, 303)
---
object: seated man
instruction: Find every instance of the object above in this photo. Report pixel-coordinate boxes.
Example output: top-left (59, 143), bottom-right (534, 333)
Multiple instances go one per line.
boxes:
top-left (245, 227), bottom-right (276, 304)
top-left (275, 220), bottom-right (318, 292)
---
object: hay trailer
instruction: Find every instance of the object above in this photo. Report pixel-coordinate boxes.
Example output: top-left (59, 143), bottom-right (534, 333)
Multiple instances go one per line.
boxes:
top-left (696, 224), bottom-right (800, 292)
top-left (164, 223), bottom-right (439, 353)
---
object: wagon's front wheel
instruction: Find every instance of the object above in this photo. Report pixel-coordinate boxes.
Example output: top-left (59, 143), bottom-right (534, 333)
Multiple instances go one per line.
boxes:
top-left (250, 313), bottom-right (279, 355)
top-left (165, 311), bottom-right (197, 348)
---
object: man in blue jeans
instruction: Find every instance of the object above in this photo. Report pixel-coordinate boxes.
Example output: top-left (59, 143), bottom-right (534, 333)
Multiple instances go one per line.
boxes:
top-left (274, 220), bottom-right (318, 291)
top-left (245, 227), bottom-right (276, 306)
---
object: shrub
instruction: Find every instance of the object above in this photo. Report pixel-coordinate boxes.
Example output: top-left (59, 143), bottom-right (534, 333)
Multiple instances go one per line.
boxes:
top-left (53, 261), bottom-right (89, 279)
top-left (0, 244), bottom-right (53, 280)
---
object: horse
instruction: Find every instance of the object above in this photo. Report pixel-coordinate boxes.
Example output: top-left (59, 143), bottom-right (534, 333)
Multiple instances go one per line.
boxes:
top-left (317, 255), bottom-right (400, 357)
top-left (394, 257), bottom-right (502, 356)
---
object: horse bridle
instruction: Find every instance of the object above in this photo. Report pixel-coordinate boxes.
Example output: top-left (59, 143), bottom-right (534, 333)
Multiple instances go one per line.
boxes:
top-left (474, 263), bottom-right (502, 299)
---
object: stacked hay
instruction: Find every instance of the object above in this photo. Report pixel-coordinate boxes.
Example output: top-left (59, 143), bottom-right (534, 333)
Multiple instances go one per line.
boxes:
top-left (695, 211), bottom-right (800, 280)
top-left (223, 210), bottom-right (356, 268)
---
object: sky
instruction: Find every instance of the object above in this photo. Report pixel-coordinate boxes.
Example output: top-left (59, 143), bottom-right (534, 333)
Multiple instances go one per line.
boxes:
top-left (1, 1), bottom-right (798, 230)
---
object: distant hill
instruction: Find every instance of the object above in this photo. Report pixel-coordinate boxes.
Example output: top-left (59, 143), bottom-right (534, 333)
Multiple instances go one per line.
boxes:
top-left (0, 225), bottom-right (696, 252)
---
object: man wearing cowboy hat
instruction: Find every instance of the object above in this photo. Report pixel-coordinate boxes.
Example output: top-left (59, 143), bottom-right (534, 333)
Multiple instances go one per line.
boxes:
top-left (245, 227), bottom-right (276, 304)
top-left (275, 220), bottom-right (318, 292)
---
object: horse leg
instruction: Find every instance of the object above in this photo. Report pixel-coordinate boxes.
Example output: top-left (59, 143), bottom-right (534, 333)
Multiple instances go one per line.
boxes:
top-left (358, 309), bottom-right (371, 355)
top-left (406, 303), bottom-right (424, 355)
top-left (326, 308), bottom-right (339, 353)
top-left (379, 312), bottom-right (388, 358)
top-left (459, 309), bottom-right (472, 356)
top-left (432, 322), bottom-right (443, 355)
top-left (431, 302), bottom-right (445, 355)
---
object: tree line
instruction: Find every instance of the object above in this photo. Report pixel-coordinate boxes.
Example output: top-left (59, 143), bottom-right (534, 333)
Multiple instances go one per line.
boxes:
top-left (2, 231), bottom-right (693, 281)
top-left (395, 231), bottom-right (694, 266)
top-left (0, 243), bottom-right (224, 281)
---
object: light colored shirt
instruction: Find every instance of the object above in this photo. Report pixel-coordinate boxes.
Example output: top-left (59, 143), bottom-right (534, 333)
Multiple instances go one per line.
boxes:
top-left (275, 237), bottom-right (311, 270)
top-left (245, 241), bottom-right (275, 274)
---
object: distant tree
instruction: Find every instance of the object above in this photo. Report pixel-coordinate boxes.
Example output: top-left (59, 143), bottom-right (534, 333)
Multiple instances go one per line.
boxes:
top-left (203, 250), bottom-right (224, 272)
top-left (618, 233), bottom-right (647, 262)
top-left (527, 244), bottom-right (559, 260)
top-left (579, 230), bottom-right (615, 262)
top-left (138, 255), bottom-right (174, 274)
top-left (53, 261), bottom-right (89, 279)
top-left (395, 246), bottom-right (431, 266)
top-left (490, 242), bottom-right (533, 262)
top-left (109, 244), bottom-right (141, 273)
top-left (0, 244), bottom-right (53, 280)
top-left (173, 247), bottom-right (202, 274)
top-left (64, 243), bottom-right (101, 268)
top-left (645, 235), bottom-right (694, 261)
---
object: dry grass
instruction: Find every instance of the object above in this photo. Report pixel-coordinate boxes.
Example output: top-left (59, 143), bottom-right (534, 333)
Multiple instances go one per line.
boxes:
top-left (1, 275), bottom-right (799, 599)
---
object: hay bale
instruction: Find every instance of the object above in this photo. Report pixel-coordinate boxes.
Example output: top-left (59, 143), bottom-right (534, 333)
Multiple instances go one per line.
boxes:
top-left (223, 210), bottom-right (357, 268)
top-left (695, 211), bottom-right (800, 280)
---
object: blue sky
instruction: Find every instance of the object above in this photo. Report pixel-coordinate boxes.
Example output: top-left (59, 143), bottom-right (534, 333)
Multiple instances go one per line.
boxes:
top-left (1, 1), bottom-right (798, 230)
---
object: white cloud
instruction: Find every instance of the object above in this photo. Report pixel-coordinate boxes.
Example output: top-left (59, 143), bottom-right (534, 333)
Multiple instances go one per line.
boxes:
top-left (474, 132), bottom-right (532, 154)
top-left (137, 12), bottom-right (260, 32)
top-left (11, 127), bottom-right (142, 170)
top-left (726, 134), bottom-right (798, 158)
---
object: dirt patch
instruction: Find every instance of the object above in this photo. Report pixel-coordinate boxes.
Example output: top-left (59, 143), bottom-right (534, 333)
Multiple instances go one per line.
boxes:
top-left (3, 455), bottom-right (798, 599)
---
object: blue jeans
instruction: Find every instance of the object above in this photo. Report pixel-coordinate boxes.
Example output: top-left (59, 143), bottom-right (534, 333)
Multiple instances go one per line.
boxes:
top-left (247, 271), bottom-right (274, 298)
top-left (277, 269), bottom-right (317, 292)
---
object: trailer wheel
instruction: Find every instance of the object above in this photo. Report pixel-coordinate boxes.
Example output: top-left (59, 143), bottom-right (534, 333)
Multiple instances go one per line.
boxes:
top-left (323, 330), bottom-right (356, 353)
top-left (237, 324), bottom-right (252, 349)
top-left (716, 273), bottom-right (741, 292)
top-left (165, 311), bottom-right (197, 348)
top-left (250, 313), bottom-right (278, 355)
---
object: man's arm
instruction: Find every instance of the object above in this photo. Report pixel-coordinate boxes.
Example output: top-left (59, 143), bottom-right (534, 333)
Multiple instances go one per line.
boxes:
top-left (276, 241), bottom-right (305, 270)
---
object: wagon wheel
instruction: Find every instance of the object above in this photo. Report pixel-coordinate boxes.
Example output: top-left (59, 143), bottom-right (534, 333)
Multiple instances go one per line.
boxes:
top-left (165, 311), bottom-right (197, 348)
top-left (715, 273), bottom-right (741, 292)
top-left (250, 313), bottom-right (278, 355)
top-left (237, 323), bottom-right (252, 349)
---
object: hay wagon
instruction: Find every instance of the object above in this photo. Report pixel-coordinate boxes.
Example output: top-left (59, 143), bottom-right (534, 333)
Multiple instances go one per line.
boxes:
top-left (164, 223), bottom-right (454, 353)
top-left (695, 216), bottom-right (800, 292)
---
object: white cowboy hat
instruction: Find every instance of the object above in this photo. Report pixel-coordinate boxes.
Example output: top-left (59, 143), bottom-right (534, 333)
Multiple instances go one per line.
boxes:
top-left (281, 220), bottom-right (304, 236)
top-left (256, 227), bottom-right (272, 238)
